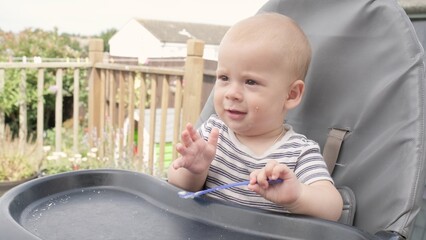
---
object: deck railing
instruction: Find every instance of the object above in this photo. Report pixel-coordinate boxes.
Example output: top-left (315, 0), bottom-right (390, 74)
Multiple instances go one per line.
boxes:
top-left (0, 38), bottom-right (205, 177)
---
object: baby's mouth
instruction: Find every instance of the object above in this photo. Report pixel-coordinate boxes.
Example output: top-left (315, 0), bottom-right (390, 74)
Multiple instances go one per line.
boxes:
top-left (228, 109), bottom-right (244, 114)
top-left (226, 108), bottom-right (246, 115)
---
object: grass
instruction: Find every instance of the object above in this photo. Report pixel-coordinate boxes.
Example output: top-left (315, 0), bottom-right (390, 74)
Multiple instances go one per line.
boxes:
top-left (155, 142), bottom-right (173, 170)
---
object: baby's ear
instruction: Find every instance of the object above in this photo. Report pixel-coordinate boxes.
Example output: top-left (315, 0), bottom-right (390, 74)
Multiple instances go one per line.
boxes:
top-left (285, 80), bottom-right (304, 110)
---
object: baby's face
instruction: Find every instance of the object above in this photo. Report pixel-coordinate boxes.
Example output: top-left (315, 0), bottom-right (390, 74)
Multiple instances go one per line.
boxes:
top-left (214, 39), bottom-right (293, 137)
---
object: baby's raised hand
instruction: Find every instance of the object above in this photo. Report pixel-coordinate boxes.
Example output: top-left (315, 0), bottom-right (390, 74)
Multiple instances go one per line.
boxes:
top-left (248, 160), bottom-right (302, 207)
top-left (172, 123), bottom-right (219, 174)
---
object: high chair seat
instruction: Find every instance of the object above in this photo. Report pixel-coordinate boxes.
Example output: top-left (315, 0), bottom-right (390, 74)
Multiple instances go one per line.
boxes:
top-left (197, 0), bottom-right (426, 238)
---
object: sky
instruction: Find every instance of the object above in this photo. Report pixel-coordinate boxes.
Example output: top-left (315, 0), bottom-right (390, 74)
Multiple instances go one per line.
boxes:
top-left (0, 0), bottom-right (269, 36)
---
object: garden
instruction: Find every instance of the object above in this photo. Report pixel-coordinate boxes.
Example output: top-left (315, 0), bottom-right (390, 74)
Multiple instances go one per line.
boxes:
top-left (0, 28), bottom-right (175, 195)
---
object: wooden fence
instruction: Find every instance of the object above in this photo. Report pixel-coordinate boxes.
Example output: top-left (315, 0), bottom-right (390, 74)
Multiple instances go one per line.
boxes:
top-left (0, 38), bottom-right (205, 177)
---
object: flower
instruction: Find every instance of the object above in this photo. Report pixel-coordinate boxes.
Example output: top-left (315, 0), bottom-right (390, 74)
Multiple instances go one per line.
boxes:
top-left (43, 145), bottom-right (52, 153)
top-left (47, 85), bottom-right (58, 94)
top-left (47, 155), bottom-right (59, 161)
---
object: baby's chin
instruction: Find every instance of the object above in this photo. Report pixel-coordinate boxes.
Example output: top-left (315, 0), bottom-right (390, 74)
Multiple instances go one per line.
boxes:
top-left (225, 121), bottom-right (256, 134)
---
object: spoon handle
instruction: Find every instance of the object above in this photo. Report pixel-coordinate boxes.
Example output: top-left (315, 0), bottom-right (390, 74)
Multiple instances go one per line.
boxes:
top-left (178, 178), bottom-right (283, 199)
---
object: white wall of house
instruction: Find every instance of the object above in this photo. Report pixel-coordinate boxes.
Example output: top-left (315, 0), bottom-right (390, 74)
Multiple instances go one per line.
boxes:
top-left (109, 19), bottom-right (220, 61)
top-left (161, 42), bottom-right (187, 58)
top-left (161, 43), bottom-right (219, 60)
top-left (203, 44), bottom-right (219, 61)
top-left (109, 19), bottom-right (162, 61)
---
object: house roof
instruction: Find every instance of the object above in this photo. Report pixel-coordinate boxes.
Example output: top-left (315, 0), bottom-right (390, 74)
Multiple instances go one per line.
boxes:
top-left (134, 1), bottom-right (425, 46)
top-left (399, 0), bottom-right (426, 16)
top-left (136, 19), bottom-right (230, 45)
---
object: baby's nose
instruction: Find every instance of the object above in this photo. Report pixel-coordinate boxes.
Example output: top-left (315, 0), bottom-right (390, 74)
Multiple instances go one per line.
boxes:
top-left (225, 83), bottom-right (243, 100)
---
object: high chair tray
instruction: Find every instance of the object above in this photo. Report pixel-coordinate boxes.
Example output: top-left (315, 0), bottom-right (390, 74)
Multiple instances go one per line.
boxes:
top-left (0, 169), bottom-right (377, 240)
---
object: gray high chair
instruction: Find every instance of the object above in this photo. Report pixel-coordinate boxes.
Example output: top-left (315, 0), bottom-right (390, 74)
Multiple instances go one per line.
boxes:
top-left (0, 0), bottom-right (424, 239)
top-left (197, 0), bottom-right (426, 238)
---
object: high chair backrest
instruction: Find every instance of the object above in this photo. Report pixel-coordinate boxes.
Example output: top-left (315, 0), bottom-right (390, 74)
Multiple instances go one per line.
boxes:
top-left (197, 0), bottom-right (426, 238)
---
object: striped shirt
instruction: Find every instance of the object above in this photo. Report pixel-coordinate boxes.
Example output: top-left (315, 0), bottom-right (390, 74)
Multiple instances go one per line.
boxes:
top-left (199, 114), bottom-right (333, 212)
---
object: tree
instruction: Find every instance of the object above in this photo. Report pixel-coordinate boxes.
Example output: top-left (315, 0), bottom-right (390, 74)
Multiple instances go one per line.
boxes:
top-left (97, 28), bottom-right (117, 52)
top-left (0, 28), bottom-right (87, 137)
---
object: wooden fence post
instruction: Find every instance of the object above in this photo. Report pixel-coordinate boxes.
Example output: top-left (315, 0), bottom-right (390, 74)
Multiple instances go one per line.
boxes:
top-left (182, 39), bottom-right (204, 127)
top-left (88, 39), bottom-right (104, 143)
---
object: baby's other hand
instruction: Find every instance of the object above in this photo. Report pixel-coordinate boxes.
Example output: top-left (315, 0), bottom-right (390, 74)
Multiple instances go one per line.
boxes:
top-left (248, 160), bottom-right (302, 207)
top-left (172, 123), bottom-right (219, 174)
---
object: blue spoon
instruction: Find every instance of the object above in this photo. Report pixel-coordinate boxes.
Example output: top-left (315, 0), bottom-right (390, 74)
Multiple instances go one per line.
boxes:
top-left (178, 178), bottom-right (283, 199)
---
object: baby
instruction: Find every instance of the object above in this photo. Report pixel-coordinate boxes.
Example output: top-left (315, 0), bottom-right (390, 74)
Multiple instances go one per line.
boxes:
top-left (168, 12), bottom-right (343, 221)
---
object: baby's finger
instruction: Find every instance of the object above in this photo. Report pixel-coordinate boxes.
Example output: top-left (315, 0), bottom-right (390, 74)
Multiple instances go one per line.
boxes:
top-left (256, 170), bottom-right (269, 188)
top-left (172, 156), bottom-right (185, 169)
top-left (208, 128), bottom-right (219, 146)
top-left (264, 160), bottom-right (279, 178)
top-left (249, 169), bottom-right (261, 184)
top-left (180, 129), bottom-right (193, 148)
top-left (271, 164), bottom-right (293, 181)
top-left (175, 143), bottom-right (187, 155)
top-left (248, 182), bottom-right (265, 195)
top-left (186, 123), bottom-right (200, 142)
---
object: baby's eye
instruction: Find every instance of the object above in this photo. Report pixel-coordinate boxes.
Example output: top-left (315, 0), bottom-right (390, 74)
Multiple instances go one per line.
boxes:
top-left (246, 79), bottom-right (257, 85)
top-left (217, 75), bottom-right (228, 81)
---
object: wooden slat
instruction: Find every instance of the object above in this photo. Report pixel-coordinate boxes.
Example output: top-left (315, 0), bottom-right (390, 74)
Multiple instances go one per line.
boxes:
top-left (36, 69), bottom-right (45, 150)
top-left (172, 77), bottom-right (183, 161)
top-left (19, 70), bottom-right (27, 152)
top-left (118, 71), bottom-right (125, 162)
top-left (108, 70), bottom-right (116, 160)
top-left (107, 70), bottom-right (117, 129)
top-left (128, 72), bottom-right (135, 161)
top-left (148, 75), bottom-right (157, 175)
top-left (99, 69), bottom-right (106, 158)
top-left (73, 69), bottom-right (80, 154)
top-left (158, 75), bottom-right (169, 176)
top-left (88, 68), bottom-right (101, 146)
top-left (55, 69), bottom-right (63, 152)
top-left (137, 73), bottom-right (147, 172)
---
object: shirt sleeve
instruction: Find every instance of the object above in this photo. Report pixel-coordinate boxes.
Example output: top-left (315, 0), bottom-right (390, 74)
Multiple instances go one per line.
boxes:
top-left (293, 141), bottom-right (334, 185)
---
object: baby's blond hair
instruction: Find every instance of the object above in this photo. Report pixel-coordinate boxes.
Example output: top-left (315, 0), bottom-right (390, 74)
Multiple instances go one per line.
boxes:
top-left (220, 13), bottom-right (312, 81)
